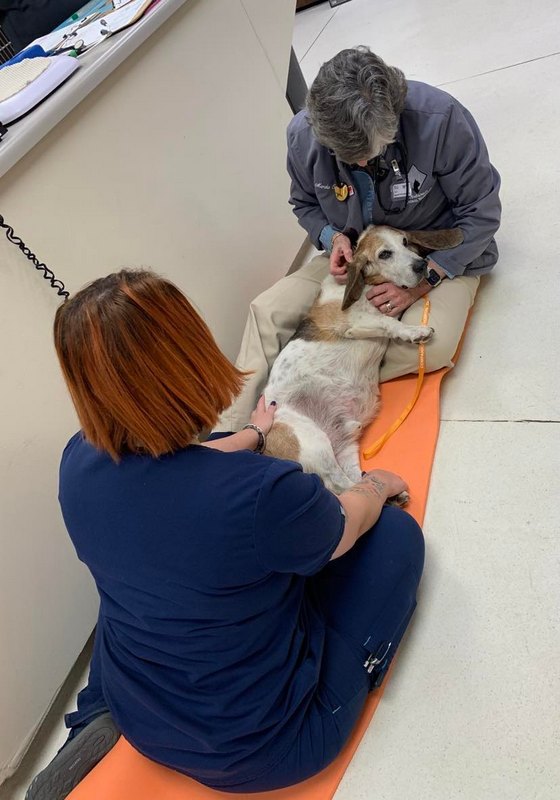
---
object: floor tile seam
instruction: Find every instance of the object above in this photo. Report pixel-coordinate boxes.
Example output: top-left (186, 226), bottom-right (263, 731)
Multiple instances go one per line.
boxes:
top-left (440, 418), bottom-right (560, 423)
top-left (298, 8), bottom-right (338, 62)
top-left (436, 50), bottom-right (560, 87)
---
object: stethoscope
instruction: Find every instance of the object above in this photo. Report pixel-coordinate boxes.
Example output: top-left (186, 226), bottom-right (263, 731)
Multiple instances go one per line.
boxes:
top-left (48, 13), bottom-right (113, 56)
top-left (331, 136), bottom-right (410, 215)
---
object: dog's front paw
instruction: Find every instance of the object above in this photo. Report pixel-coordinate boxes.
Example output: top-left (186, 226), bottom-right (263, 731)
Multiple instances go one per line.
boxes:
top-left (386, 490), bottom-right (410, 508)
top-left (411, 326), bottom-right (434, 343)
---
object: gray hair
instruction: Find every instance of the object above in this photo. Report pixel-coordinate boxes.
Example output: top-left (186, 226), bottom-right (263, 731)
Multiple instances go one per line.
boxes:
top-left (306, 47), bottom-right (407, 164)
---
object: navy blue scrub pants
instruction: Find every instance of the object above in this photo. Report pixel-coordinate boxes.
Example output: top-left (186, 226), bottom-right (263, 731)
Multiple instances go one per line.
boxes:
top-left (66, 505), bottom-right (424, 793)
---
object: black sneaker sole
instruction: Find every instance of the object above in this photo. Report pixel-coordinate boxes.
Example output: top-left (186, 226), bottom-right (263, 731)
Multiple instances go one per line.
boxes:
top-left (25, 712), bottom-right (120, 800)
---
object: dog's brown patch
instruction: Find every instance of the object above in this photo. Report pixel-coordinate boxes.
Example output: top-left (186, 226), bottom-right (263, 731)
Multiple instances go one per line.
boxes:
top-left (264, 422), bottom-right (301, 461)
top-left (361, 231), bottom-right (384, 247)
top-left (309, 301), bottom-right (345, 341)
top-left (292, 315), bottom-right (319, 341)
top-left (353, 230), bottom-right (386, 262)
top-left (294, 301), bottom-right (344, 342)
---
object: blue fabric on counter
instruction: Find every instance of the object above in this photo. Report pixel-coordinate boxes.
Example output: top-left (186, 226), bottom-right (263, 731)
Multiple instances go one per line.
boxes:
top-left (0, 44), bottom-right (47, 70)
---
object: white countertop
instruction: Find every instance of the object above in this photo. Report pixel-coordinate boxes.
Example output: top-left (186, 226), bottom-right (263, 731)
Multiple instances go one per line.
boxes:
top-left (0, 0), bottom-right (189, 180)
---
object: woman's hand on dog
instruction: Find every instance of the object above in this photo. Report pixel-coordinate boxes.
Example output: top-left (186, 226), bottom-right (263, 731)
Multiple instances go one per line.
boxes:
top-left (329, 234), bottom-right (353, 284)
top-left (334, 469), bottom-right (409, 559)
top-left (360, 469), bottom-right (408, 501)
top-left (250, 395), bottom-right (277, 434)
top-left (366, 282), bottom-right (428, 317)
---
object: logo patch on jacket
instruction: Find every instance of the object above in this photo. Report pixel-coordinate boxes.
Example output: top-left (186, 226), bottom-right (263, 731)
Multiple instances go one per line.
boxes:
top-left (408, 165), bottom-right (429, 201)
top-left (333, 184), bottom-right (355, 201)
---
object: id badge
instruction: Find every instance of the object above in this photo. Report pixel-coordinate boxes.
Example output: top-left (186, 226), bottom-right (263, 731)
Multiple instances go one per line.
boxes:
top-left (391, 181), bottom-right (407, 202)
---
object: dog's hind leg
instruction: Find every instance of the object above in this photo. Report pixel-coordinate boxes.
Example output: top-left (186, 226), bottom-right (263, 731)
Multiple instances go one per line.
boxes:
top-left (299, 432), bottom-right (355, 495)
top-left (286, 418), bottom-right (354, 495)
top-left (334, 438), bottom-right (363, 485)
top-left (270, 408), bottom-right (355, 494)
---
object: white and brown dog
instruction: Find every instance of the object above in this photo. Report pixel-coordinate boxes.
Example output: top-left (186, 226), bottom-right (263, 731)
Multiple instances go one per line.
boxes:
top-left (263, 224), bottom-right (463, 494)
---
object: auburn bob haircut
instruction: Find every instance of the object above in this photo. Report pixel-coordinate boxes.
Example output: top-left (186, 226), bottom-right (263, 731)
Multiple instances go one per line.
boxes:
top-left (54, 269), bottom-right (246, 461)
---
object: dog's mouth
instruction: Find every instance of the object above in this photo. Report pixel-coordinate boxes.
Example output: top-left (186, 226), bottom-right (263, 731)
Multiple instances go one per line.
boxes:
top-left (400, 276), bottom-right (424, 289)
top-left (400, 265), bottom-right (428, 289)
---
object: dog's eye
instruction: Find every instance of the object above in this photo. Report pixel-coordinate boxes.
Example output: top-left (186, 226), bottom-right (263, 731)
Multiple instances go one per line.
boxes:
top-left (402, 237), bottom-right (408, 246)
top-left (378, 250), bottom-right (392, 260)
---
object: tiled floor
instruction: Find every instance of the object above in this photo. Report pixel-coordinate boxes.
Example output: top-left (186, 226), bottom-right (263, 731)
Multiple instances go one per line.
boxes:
top-left (294, 1), bottom-right (560, 799)
top-left (3, 3), bottom-right (558, 800)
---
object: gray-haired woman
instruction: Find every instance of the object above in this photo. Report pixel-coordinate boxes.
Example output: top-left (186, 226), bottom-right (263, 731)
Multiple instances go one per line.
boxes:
top-left (219, 47), bottom-right (501, 432)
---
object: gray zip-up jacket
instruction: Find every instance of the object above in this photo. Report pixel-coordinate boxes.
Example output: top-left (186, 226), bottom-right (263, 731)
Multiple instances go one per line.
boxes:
top-left (287, 81), bottom-right (501, 276)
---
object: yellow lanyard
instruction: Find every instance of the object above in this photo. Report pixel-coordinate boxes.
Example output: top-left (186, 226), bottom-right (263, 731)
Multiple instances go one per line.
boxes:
top-left (363, 297), bottom-right (431, 460)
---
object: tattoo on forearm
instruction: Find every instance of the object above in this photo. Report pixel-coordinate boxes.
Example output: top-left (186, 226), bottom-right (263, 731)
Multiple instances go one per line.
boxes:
top-left (346, 485), bottom-right (377, 499)
top-left (346, 475), bottom-right (386, 500)
top-left (360, 475), bottom-right (386, 496)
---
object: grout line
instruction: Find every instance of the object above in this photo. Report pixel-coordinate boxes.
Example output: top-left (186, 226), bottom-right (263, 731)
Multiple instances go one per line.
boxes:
top-left (441, 418), bottom-right (560, 423)
top-left (299, 8), bottom-right (338, 62)
top-left (436, 50), bottom-right (560, 87)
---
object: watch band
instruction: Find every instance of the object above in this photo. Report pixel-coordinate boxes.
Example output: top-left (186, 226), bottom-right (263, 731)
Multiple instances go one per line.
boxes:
top-left (425, 267), bottom-right (443, 287)
top-left (242, 423), bottom-right (266, 454)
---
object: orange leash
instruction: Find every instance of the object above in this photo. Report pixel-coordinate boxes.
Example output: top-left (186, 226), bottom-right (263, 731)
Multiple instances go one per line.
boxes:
top-left (363, 297), bottom-right (431, 460)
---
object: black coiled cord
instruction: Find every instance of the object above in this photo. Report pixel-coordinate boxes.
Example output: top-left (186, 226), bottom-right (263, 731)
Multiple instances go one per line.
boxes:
top-left (0, 214), bottom-right (69, 299)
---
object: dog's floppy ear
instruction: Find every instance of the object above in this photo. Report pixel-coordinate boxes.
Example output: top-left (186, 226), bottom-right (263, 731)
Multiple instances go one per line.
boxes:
top-left (341, 254), bottom-right (367, 310)
top-left (406, 228), bottom-right (463, 255)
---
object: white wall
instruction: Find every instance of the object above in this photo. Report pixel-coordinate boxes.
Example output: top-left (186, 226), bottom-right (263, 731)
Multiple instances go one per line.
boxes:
top-left (0, 0), bottom-right (301, 779)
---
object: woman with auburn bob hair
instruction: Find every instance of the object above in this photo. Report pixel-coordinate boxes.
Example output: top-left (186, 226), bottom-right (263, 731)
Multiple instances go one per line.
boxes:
top-left (31, 269), bottom-right (424, 798)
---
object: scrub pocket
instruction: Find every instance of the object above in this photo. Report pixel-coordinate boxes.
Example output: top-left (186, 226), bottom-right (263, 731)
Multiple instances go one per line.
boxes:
top-left (316, 626), bottom-right (370, 716)
top-left (360, 563), bottom-right (419, 690)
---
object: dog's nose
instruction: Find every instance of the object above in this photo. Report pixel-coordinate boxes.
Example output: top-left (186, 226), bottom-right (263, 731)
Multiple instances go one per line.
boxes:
top-left (413, 258), bottom-right (428, 275)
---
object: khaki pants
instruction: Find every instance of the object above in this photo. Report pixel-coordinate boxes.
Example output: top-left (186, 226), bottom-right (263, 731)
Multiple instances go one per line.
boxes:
top-left (217, 255), bottom-right (479, 432)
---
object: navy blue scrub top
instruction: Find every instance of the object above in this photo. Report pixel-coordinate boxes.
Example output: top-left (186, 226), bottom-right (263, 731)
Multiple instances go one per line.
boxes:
top-left (59, 433), bottom-right (345, 787)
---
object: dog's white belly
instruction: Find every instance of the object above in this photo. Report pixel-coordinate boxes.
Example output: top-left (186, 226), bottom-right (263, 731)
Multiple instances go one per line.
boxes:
top-left (266, 338), bottom-right (386, 433)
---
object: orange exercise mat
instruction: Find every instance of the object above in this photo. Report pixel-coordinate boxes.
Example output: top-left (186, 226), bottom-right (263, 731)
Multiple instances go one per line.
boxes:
top-left (68, 366), bottom-right (449, 800)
